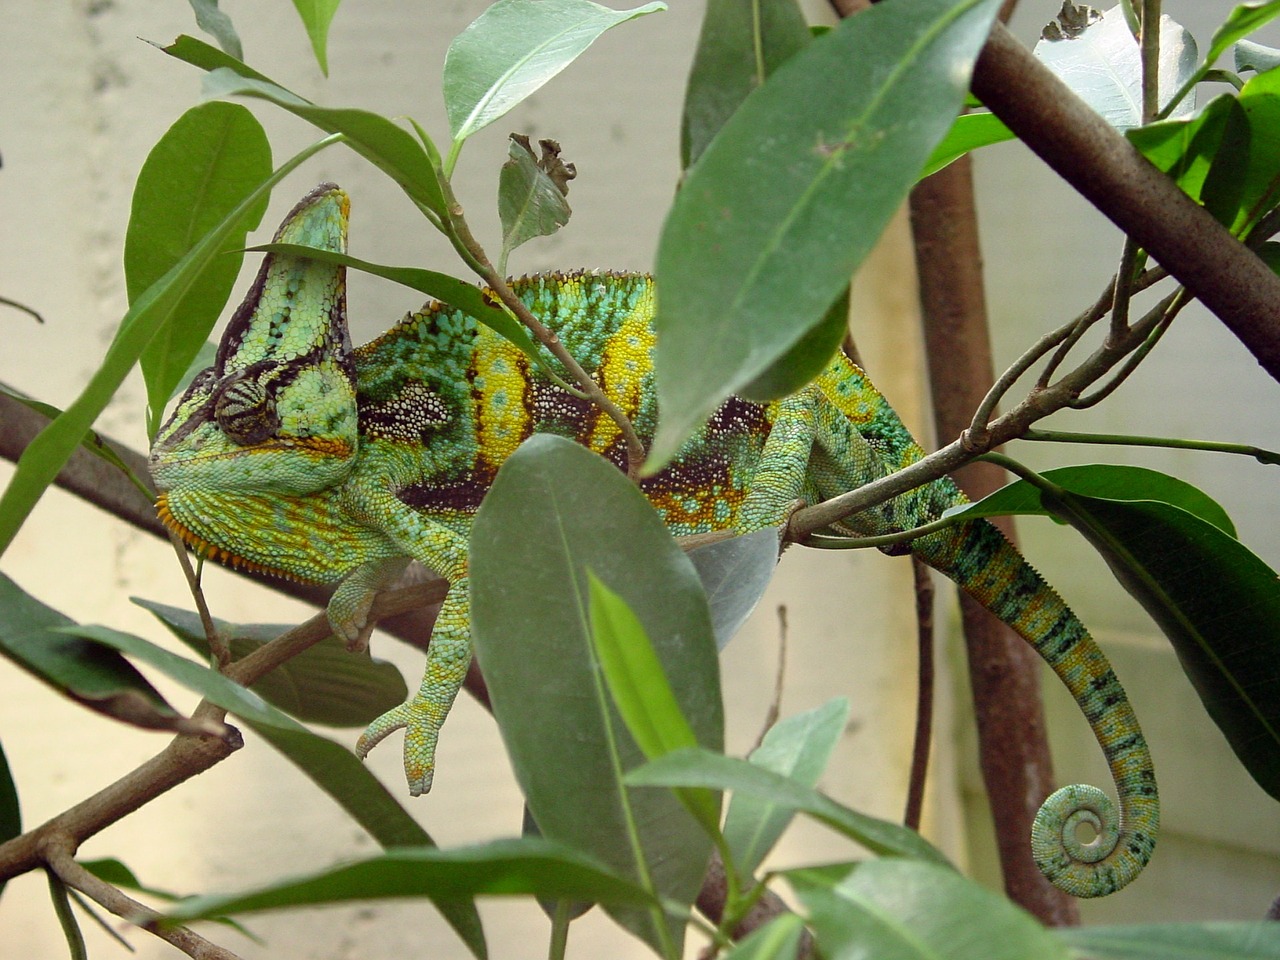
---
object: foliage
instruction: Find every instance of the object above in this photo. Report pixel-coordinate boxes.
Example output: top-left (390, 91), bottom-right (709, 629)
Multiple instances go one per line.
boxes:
top-left (2, 1), bottom-right (1280, 958)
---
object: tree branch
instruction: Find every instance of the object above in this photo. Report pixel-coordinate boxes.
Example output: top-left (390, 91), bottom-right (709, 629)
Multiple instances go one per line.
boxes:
top-left (43, 835), bottom-right (245, 960)
top-left (971, 21), bottom-right (1280, 380)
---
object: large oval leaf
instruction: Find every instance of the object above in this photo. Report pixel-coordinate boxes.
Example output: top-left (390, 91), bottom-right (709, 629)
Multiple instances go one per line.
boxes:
top-left (443, 0), bottom-right (666, 145)
top-left (470, 434), bottom-right (721, 956)
top-left (680, 0), bottom-right (811, 169)
top-left (127, 100), bottom-right (271, 434)
top-left (651, 0), bottom-right (1002, 466)
top-left (162, 838), bottom-right (654, 923)
top-left (0, 572), bottom-right (190, 733)
top-left (788, 860), bottom-right (1067, 960)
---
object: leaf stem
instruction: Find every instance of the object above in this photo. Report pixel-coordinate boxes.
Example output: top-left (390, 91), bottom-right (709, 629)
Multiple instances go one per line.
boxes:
top-left (46, 866), bottom-right (88, 960)
top-left (1022, 427), bottom-right (1280, 464)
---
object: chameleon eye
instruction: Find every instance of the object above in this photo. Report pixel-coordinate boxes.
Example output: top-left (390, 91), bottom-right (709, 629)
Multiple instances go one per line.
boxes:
top-left (214, 377), bottom-right (279, 446)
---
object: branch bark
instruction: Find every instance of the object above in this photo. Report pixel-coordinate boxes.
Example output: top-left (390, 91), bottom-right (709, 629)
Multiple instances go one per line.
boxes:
top-left (971, 21), bottom-right (1280, 381)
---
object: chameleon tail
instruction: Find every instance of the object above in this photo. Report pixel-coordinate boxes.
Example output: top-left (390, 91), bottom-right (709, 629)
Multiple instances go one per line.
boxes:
top-left (915, 518), bottom-right (1159, 897)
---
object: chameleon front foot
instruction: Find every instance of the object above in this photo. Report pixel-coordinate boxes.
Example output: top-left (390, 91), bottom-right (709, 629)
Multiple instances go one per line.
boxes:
top-left (356, 698), bottom-right (443, 795)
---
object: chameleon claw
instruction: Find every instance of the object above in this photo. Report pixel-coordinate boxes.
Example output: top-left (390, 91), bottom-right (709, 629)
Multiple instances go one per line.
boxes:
top-left (356, 700), bottom-right (439, 795)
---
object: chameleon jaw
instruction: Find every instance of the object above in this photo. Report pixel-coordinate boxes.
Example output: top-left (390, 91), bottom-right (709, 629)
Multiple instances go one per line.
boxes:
top-left (155, 491), bottom-right (306, 583)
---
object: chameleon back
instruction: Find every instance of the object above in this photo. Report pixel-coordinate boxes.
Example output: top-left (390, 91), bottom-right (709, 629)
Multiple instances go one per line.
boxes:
top-left (353, 272), bottom-right (779, 537)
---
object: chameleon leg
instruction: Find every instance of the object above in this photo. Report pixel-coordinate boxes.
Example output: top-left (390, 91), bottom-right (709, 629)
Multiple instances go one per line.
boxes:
top-left (734, 392), bottom-right (818, 532)
top-left (341, 485), bottom-right (472, 795)
top-left (356, 580), bottom-right (471, 795)
top-left (328, 556), bottom-right (411, 651)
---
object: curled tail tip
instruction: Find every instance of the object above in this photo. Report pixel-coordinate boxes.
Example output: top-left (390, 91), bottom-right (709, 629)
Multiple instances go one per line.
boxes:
top-left (1031, 782), bottom-right (1158, 898)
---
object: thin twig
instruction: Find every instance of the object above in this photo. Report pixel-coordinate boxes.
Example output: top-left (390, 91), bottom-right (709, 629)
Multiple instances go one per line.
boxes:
top-left (166, 529), bottom-right (227, 667)
top-left (1107, 238), bottom-right (1140, 345)
top-left (1139, 0), bottom-right (1163, 124)
top-left (1074, 287), bottom-right (1187, 407)
top-left (43, 835), bottom-right (245, 960)
top-left (903, 559), bottom-right (934, 832)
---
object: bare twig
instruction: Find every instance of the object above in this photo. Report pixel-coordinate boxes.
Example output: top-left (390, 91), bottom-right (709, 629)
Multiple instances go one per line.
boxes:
top-left (903, 558), bottom-right (934, 833)
top-left (43, 835), bottom-right (245, 960)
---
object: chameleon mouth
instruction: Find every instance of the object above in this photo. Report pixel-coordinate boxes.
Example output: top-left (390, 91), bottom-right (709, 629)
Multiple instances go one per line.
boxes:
top-left (155, 492), bottom-right (305, 583)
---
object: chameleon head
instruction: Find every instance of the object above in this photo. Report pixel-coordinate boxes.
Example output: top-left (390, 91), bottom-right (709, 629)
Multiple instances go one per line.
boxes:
top-left (150, 184), bottom-right (360, 565)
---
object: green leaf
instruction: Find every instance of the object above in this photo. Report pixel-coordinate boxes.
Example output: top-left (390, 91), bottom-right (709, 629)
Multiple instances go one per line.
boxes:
top-left (921, 111), bottom-right (1015, 179)
top-left (126, 101), bottom-right (272, 435)
top-left (680, 0), bottom-right (811, 169)
top-left (0, 134), bottom-right (335, 558)
top-left (185, 0), bottom-right (243, 60)
top-left (1058, 922), bottom-right (1280, 959)
top-left (687, 526), bottom-right (780, 651)
top-left (166, 340), bottom-right (218, 403)
top-left (949, 464), bottom-right (1237, 535)
top-left (1033, 6), bottom-right (1197, 130)
top-left (1236, 39), bottom-right (1280, 74)
top-left (157, 33), bottom-right (276, 84)
top-left (1234, 67), bottom-right (1280, 233)
top-left (0, 572), bottom-right (190, 733)
top-left (1211, 2), bottom-right (1280, 76)
top-left (738, 284), bottom-right (849, 402)
top-left (160, 38), bottom-right (446, 217)
top-left (587, 573), bottom-right (721, 834)
top-left (161, 839), bottom-right (655, 924)
top-left (0, 741), bottom-right (19, 899)
top-left (722, 698), bottom-right (848, 878)
top-left (200, 69), bottom-right (446, 217)
top-left (650, 0), bottom-right (1002, 467)
top-left (722, 914), bottom-right (806, 960)
top-left (53, 620), bottom-right (485, 956)
top-left (1128, 94), bottom-right (1249, 230)
top-left (788, 860), bottom-right (1066, 960)
top-left (247, 243), bottom-right (541, 360)
top-left (498, 134), bottom-right (574, 272)
top-left (470, 434), bottom-right (721, 955)
top-left (290, 0), bottom-right (341, 76)
top-left (443, 0), bottom-right (666, 145)
top-left (1045, 495), bottom-right (1280, 800)
top-left (1161, 0), bottom-right (1280, 118)
top-left (626, 747), bottom-right (949, 866)
top-left (134, 598), bottom-right (408, 728)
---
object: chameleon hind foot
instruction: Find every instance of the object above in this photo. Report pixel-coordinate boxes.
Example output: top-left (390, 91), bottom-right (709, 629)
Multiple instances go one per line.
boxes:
top-left (357, 699), bottom-right (441, 796)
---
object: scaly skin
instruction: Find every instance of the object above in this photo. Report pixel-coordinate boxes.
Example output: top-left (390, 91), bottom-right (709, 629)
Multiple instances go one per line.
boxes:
top-left (150, 184), bottom-right (1157, 897)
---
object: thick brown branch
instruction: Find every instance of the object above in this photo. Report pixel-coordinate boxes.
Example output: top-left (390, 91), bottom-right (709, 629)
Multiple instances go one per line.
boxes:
top-left (972, 22), bottom-right (1280, 380)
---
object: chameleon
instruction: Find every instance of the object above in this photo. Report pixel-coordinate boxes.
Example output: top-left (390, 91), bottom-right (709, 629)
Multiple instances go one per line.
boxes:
top-left (150, 183), bottom-right (1157, 898)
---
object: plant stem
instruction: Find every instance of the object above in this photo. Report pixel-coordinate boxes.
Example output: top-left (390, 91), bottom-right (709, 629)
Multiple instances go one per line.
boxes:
top-left (1022, 428), bottom-right (1280, 463)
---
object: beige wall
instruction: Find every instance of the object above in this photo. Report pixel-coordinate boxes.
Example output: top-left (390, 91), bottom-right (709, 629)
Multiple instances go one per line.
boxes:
top-left (0, 1), bottom-right (1275, 957)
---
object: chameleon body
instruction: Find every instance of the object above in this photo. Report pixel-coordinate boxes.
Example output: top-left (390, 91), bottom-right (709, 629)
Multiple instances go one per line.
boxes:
top-left (150, 184), bottom-right (1158, 897)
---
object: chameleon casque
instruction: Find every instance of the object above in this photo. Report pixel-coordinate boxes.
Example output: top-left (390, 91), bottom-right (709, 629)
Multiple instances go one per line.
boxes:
top-left (150, 183), bottom-right (1158, 898)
